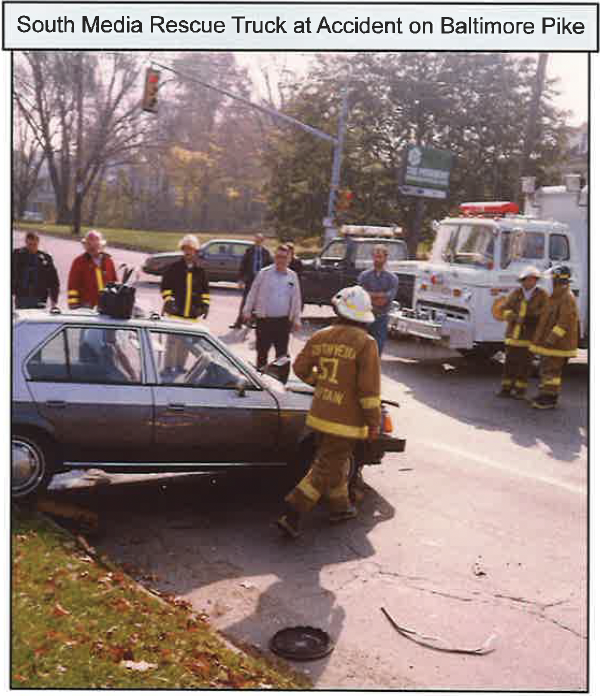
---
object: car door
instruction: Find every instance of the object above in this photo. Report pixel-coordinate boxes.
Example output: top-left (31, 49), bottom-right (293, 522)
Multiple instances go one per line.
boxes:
top-left (200, 242), bottom-right (230, 283)
top-left (229, 243), bottom-right (251, 282)
top-left (25, 324), bottom-right (153, 463)
top-left (302, 239), bottom-right (348, 304)
top-left (147, 329), bottom-right (281, 464)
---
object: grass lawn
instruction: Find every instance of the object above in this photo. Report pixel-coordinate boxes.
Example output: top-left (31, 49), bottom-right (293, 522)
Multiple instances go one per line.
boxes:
top-left (11, 507), bottom-right (310, 689)
top-left (16, 222), bottom-right (324, 256)
top-left (16, 222), bottom-right (428, 259)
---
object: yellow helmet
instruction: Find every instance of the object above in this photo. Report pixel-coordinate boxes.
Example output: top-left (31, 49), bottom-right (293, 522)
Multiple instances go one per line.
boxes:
top-left (332, 286), bottom-right (375, 324)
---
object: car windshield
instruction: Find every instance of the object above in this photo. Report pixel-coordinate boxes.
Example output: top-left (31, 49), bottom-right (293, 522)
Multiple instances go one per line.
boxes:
top-left (440, 224), bottom-right (496, 268)
top-left (500, 229), bottom-right (547, 269)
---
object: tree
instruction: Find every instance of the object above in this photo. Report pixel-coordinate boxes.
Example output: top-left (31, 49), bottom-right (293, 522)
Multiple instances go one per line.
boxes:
top-left (12, 107), bottom-right (45, 219)
top-left (262, 52), bottom-right (571, 253)
top-left (14, 51), bottom-right (146, 229)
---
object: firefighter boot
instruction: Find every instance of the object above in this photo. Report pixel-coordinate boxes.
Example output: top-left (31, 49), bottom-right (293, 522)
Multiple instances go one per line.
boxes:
top-left (531, 394), bottom-right (558, 410)
top-left (276, 505), bottom-right (302, 539)
top-left (512, 389), bottom-right (527, 400)
top-left (496, 388), bottom-right (513, 398)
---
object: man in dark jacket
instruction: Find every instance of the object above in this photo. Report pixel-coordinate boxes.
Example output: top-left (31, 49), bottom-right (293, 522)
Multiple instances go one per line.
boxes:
top-left (161, 234), bottom-right (210, 320)
top-left (12, 231), bottom-right (60, 309)
top-left (230, 233), bottom-right (273, 329)
top-left (160, 235), bottom-right (211, 376)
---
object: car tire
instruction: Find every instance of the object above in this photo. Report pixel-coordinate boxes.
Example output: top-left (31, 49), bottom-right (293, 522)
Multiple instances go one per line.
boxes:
top-left (12, 430), bottom-right (58, 499)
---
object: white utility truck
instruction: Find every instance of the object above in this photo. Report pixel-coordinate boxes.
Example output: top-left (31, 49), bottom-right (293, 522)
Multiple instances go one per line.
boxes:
top-left (388, 176), bottom-right (588, 356)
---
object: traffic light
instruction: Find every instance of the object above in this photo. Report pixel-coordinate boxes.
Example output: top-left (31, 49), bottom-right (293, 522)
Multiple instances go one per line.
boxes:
top-left (142, 68), bottom-right (160, 114)
top-left (337, 188), bottom-right (353, 212)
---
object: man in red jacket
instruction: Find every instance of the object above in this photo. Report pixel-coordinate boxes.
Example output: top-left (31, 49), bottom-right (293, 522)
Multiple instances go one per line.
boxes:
top-left (68, 230), bottom-right (117, 309)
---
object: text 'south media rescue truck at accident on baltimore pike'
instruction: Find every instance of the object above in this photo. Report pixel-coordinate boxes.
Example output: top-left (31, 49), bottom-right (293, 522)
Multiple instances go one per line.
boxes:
top-left (388, 174), bottom-right (588, 358)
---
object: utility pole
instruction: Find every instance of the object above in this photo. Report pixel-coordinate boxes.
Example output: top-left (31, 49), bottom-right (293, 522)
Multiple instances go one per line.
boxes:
top-left (515, 52), bottom-right (549, 203)
top-left (324, 85), bottom-right (349, 243)
top-left (150, 61), bottom-right (347, 243)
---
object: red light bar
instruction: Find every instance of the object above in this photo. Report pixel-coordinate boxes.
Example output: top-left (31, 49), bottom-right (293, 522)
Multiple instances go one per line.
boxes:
top-left (460, 201), bottom-right (519, 216)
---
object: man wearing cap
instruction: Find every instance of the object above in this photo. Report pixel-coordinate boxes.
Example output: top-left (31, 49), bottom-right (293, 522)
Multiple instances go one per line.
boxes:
top-left (497, 266), bottom-right (548, 399)
top-left (529, 265), bottom-right (579, 409)
top-left (12, 231), bottom-right (59, 309)
top-left (230, 233), bottom-right (273, 329)
top-left (67, 229), bottom-right (117, 309)
top-left (276, 285), bottom-right (381, 539)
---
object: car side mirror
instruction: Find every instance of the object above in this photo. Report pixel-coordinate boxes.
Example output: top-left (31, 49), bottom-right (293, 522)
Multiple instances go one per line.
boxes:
top-left (236, 378), bottom-right (249, 397)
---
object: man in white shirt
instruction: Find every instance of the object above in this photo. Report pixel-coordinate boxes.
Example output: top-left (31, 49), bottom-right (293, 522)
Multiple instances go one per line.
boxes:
top-left (242, 244), bottom-right (302, 369)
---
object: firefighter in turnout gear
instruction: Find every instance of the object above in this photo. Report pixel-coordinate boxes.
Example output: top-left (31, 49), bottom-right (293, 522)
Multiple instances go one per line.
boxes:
top-left (160, 235), bottom-right (211, 375)
top-left (497, 266), bottom-right (548, 399)
top-left (160, 235), bottom-right (211, 320)
top-left (67, 230), bottom-right (117, 309)
top-left (277, 285), bottom-right (381, 539)
top-left (529, 265), bottom-right (579, 410)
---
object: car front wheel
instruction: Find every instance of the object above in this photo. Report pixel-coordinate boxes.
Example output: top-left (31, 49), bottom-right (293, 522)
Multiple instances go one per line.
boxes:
top-left (12, 431), bottom-right (56, 499)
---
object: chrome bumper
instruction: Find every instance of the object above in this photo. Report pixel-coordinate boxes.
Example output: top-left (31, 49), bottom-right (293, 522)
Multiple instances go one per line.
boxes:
top-left (389, 310), bottom-right (474, 350)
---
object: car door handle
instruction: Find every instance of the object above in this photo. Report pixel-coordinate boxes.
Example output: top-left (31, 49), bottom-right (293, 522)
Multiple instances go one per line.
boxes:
top-left (167, 403), bottom-right (186, 412)
top-left (46, 400), bottom-right (66, 409)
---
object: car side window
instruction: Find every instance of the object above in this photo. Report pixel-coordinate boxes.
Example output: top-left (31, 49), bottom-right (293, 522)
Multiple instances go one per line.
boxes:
top-left (231, 243), bottom-right (250, 258)
top-left (150, 331), bottom-right (250, 389)
top-left (321, 241), bottom-right (347, 264)
top-left (27, 327), bottom-right (143, 384)
top-left (27, 331), bottom-right (69, 381)
top-left (522, 232), bottom-right (545, 259)
top-left (203, 243), bottom-right (226, 257)
top-left (549, 234), bottom-right (570, 261)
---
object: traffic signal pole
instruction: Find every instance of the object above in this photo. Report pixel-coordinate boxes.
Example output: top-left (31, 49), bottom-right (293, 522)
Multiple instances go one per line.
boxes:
top-left (149, 61), bottom-right (346, 241)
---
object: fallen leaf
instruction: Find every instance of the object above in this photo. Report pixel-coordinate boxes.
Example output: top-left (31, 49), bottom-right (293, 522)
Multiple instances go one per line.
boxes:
top-left (52, 603), bottom-right (71, 617)
top-left (120, 660), bottom-right (157, 672)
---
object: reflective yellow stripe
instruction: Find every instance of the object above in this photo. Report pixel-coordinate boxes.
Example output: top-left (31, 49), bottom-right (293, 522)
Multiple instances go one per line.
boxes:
top-left (505, 338), bottom-right (531, 347)
top-left (360, 396), bottom-right (380, 410)
top-left (552, 325), bottom-right (566, 338)
top-left (68, 290), bottom-right (79, 297)
top-left (298, 478), bottom-right (321, 503)
top-left (503, 310), bottom-right (514, 320)
top-left (306, 414), bottom-right (368, 440)
top-left (68, 298), bottom-right (78, 306)
top-left (95, 267), bottom-right (104, 292)
top-left (541, 377), bottom-right (561, 386)
top-left (529, 345), bottom-right (577, 358)
top-left (518, 300), bottom-right (527, 318)
top-left (162, 290), bottom-right (173, 298)
top-left (200, 294), bottom-right (210, 302)
top-left (501, 379), bottom-right (513, 387)
top-left (184, 271), bottom-right (192, 318)
top-left (515, 380), bottom-right (528, 388)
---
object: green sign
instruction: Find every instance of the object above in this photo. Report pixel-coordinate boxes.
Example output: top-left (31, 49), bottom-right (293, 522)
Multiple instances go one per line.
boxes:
top-left (400, 145), bottom-right (453, 199)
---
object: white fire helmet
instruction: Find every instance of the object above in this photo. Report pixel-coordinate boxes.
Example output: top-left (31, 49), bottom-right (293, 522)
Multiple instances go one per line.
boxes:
top-left (518, 265), bottom-right (541, 281)
top-left (178, 234), bottom-right (200, 251)
top-left (332, 285), bottom-right (375, 324)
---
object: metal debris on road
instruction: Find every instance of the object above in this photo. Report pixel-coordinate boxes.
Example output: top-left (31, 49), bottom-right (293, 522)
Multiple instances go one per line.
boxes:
top-left (381, 607), bottom-right (497, 656)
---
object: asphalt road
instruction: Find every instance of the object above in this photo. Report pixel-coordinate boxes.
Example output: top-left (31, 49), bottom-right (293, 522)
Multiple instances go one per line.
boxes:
top-left (15, 232), bottom-right (589, 690)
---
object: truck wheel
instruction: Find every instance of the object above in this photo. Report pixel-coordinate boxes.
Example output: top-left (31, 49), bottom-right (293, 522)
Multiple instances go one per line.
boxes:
top-left (12, 431), bottom-right (57, 499)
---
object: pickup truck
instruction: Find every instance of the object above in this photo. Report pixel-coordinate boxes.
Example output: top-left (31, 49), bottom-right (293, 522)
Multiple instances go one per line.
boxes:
top-left (300, 234), bottom-right (413, 306)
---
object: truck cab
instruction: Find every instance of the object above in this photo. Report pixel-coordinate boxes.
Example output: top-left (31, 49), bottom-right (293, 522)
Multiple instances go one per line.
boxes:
top-left (301, 225), bottom-right (409, 306)
top-left (389, 201), bottom-right (584, 354)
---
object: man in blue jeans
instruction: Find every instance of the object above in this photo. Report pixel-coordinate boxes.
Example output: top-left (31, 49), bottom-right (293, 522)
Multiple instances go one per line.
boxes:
top-left (358, 245), bottom-right (399, 356)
